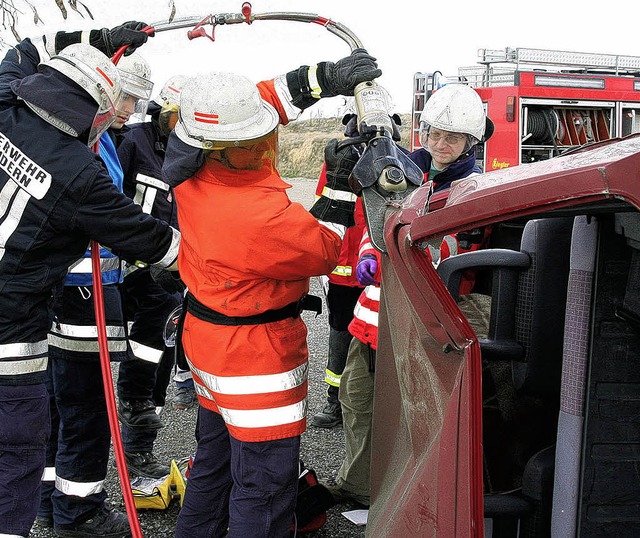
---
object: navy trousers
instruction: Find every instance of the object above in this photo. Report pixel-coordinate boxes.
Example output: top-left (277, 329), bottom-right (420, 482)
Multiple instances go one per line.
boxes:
top-left (176, 407), bottom-right (300, 538)
top-left (0, 384), bottom-right (49, 537)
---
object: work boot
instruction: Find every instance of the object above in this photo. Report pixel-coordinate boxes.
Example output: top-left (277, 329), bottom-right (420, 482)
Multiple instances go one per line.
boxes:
top-left (54, 503), bottom-right (131, 537)
top-left (118, 398), bottom-right (162, 430)
top-left (34, 515), bottom-right (53, 528)
top-left (125, 451), bottom-right (170, 478)
top-left (310, 401), bottom-right (342, 428)
top-left (172, 385), bottom-right (197, 410)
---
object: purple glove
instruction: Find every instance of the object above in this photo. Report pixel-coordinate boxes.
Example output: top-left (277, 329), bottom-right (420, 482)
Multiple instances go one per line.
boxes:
top-left (356, 254), bottom-right (379, 286)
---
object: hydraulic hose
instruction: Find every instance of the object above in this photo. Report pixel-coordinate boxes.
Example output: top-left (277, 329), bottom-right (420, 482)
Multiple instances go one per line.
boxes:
top-left (90, 241), bottom-right (143, 538)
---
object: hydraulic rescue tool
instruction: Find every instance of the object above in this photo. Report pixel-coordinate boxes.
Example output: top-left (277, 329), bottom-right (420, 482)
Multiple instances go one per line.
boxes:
top-left (344, 81), bottom-right (424, 252)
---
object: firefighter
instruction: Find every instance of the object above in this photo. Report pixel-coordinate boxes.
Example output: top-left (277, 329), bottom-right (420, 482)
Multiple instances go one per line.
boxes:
top-left (115, 74), bottom-right (191, 479)
top-left (35, 50), bottom-right (156, 535)
top-left (0, 24), bottom-right (180, 538)
top-left (328, 84), bottom-right (491, 508)
top-left (410, 83), bottom-right (492, 190)
top-left (161, 49), bottom-right (381, 537)
top-left (310, 161), bottom-right (365, 429)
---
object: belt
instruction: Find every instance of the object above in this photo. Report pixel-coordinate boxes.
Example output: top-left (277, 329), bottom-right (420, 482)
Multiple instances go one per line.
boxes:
top-left (185, 292), bottom-right (322, 326)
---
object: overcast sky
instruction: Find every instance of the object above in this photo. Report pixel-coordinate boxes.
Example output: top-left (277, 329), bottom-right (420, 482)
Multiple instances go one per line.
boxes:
top-left (5, 0), bottom-right (640, 116)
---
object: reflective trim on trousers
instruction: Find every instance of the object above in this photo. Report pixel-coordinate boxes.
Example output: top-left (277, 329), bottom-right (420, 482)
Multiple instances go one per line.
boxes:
top-left (188, 360), bottom-right (307, 396)
top-left (55, 475), bottom-right (104, 498)
top-left (129, 339), bottom-right (163, 364)
top-left (42, 466), bottom-right (55, 482)
top-left (49, 323), bottom-right (125, 339)
top-left (191, 378), bottom-right (308, 429)
top-left (220, 399), bottom-right (307, 429)
top-left (48, 334), bottom-right (126, 353)
top-left (324, 368), bottom-right (342, 387)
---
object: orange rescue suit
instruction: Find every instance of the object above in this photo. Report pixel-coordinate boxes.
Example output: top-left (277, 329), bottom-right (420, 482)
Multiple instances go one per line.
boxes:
top-left (174, 83), bottom-right (343, 442)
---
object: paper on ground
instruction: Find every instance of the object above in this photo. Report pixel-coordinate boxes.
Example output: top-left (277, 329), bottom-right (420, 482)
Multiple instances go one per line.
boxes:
top-left (342, 509), bottom-right (368, 526)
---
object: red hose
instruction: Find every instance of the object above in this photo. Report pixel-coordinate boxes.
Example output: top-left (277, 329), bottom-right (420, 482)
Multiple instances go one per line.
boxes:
top-left (91, 240), bottom-right (143, 537)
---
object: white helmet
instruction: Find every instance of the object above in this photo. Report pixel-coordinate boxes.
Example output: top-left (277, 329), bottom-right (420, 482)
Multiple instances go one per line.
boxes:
top-left (42, 43), bottom-right (124, 145)
top-left (153, 75), bottom-right (188, 109)
top-left (175, 72), bottom-right (279, 149)
top-left (117, 52), bottom-right (153, 118)
top-left (420, 84), bottom-right (486, 142)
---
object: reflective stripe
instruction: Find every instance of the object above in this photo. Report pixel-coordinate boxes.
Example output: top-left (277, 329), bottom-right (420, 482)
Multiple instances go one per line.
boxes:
top-left (193, 381), bottom-right (214, 401)
top-left (189, 361), bottom-right (307, 396)
top-left (0, 340), bottom-right (47, 358)
top-left (55, 475), bottom-right (104, 497)
top-left (42, 466), bottom-right (56, 482)
top-left (442, 234), bottom-right (459, 258)
top-left (129, 339), bottom-right (163, 364)
top-left (156, 228), bottom-right (181, 268)
top-left (68, 256), bottom-right (121, 274)
top-left (272, 73), bottom-right (302, 121)
top-left (364, 285), bottom-right (381, 302)
top-left (308, 65), bottom-right (322, 99)
top-left (318, 220), bottom-right (345, 240)
top-left (320, 186), bottom-right (358, 203)
top-left (331, 265), bottom-right (353, 277)
top-left (48, 334), bottom-right (126, 353)
top-left (0, 356), bottom-right (47, 376)
top-left (353, 302), bottom-right (379, 327)
top-left (136, 173), bottom-right (169, 192)
top-left (50, 323), bottom-right (125, 339)
top-left (0, 184), bottom-right (29, 265)
top-left (324, 369), bottom-right (341, 387)
top-left (133, 181), bottom-right (157, 215)
top-left (0, 532), bottom-right (25, 537)
top-left (219, 399), bottom-right (307, 429)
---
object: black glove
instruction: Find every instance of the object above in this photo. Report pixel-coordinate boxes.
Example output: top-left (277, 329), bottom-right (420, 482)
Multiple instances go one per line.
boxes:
top-left (93, 21), bottom-right (152, 56)
top-left (150, 266), bottom-right (186, 295)
top-left (318, 49), bottom-right (382, 97)
top-left (286, 48), bottom-right (381, 110)
top-left (310, 138), bottom-right (361, 227)
top-left (49, 21), bottom-right (152, 57)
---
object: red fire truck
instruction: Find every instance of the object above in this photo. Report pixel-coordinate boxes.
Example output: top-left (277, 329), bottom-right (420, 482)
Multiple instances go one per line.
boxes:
top-left (411, 46), bottom-right (640, 170)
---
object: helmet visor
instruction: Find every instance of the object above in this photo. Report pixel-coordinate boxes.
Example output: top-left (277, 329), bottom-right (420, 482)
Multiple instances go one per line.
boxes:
top-left (119, 70), bottom-right (154, 120)
top-left (211, 130), bottom-right (279, 172)
top-left (88, 79), bottom-right (125, 147)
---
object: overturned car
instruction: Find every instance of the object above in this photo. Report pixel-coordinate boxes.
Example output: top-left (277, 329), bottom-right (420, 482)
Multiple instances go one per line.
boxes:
top-left (366, 134), bottom-right (640, 537)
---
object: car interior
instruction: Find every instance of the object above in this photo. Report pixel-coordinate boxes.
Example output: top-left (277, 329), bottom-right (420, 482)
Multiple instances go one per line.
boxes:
top-left (436, 202), bottom-right (640, 537)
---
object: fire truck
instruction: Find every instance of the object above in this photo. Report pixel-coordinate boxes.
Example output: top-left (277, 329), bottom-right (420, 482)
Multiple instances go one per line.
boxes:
top-left (410, 46), bottom-right (640, 170)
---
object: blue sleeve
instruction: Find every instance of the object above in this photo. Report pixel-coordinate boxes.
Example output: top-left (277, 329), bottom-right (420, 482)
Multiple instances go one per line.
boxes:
top-left (98, 132), bottom-right (124, 192)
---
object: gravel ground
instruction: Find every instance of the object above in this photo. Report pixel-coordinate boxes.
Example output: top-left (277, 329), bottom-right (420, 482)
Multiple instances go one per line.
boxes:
top-left (30, 178), bottom-right (367, 538)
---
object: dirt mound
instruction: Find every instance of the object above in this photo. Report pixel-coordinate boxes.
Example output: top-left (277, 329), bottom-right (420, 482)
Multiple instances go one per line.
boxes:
top-left (279, 113), bottom-right (412, 178)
